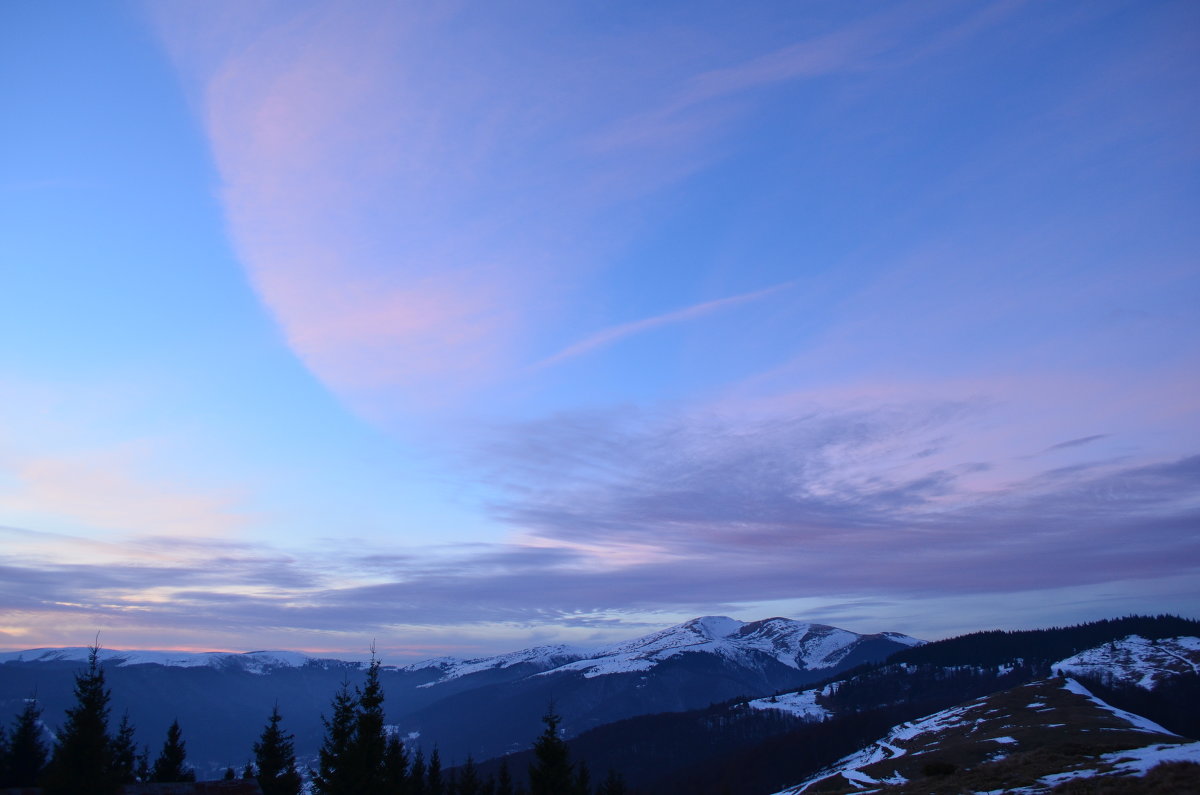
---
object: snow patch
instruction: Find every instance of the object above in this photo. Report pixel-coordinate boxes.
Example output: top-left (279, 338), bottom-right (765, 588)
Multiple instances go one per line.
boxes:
top-left (1054, 635), bottom-right (1200, 690)
top-left (1060, 678), bottom-right (1178, 736)
top-left (746, 688), bottom-right (831, 721)
top-left (1040, 741), bottom-right (1200, 786)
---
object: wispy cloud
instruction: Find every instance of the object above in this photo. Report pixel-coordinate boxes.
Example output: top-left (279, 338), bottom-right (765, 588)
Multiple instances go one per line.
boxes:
top-left (534, 282), bottom-right (793, 370)
top-left (1043, 434), bottom-right (1109, 453)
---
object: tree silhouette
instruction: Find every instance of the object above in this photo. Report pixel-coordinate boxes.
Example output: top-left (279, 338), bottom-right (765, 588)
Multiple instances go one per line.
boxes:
top-left (7, 698), bottom-right (48, 787)
top-left (427, 747), bottom-right (444, 795)
top-left (312, 681), bottom-right (357, 794)
top-left (110, 713), bottom-right (138, 784)
top-left (254, 705), bottom-right (302, 795)
top-left (351, 650), bottom-right (388, 794)
top-left (151, 719), bottom-right (194, 782)
top-left (528, 706), bottom-right (572, 795)
top-left (43, 644), bottom-right (118, 794)
top-left (409, 748), bottom-right (427, 795)
top-left (495, 758), bottom-right (515, 795)
top-left (383, 732), bottom-right (408, 792)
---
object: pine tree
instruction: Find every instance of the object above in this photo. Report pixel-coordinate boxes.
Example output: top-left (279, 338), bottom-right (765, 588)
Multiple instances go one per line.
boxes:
top-left (458, 754), bottom-right (482, 795)
top-left (409, 748), bottom-right (427, 795)
top-left (573, 760), bottom-right (591, 795)
top-left (150, 719), bottom-right (195, 782)
top-left (495, 759), bottom-right (514, 795)
top-left (110, 713), bottom-right (137, 784)
top-left (8, 698), bottom-right (48, 787)
top-left (351, 651), bottom-right (388, 794)
top-left (528, 707), bottom-right (572, 795)
top-left (383, 732), bottom-right (407, 792)
top-left (135, 746), bottom-right (151, 783)
top-left (596, 769), bottom-right (627, 795)
top-left (0, 725), bottom-right (9, 788)
top-left (427, 747), bottom-right (444, 795)
top-left (254, 704), bottom-right (302, 795)
top-left (43, 645), bottom-right (118, 795)
top-left (312, 681), bottom-right (357, 795)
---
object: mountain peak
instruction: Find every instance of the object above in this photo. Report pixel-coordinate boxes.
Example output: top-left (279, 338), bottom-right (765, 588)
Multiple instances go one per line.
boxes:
top-left (680, 615), bottom-right (744, 639)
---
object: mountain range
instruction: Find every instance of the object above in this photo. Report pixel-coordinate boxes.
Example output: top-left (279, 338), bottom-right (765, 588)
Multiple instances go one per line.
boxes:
top-left (3, 614), bottom-right (1197, 792)
top-left (0, 615), bottom-right (919, 776)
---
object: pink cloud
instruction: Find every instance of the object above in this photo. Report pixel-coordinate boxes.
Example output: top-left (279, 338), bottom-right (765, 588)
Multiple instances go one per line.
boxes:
top-left (0, 448), bottom-right (250, 541)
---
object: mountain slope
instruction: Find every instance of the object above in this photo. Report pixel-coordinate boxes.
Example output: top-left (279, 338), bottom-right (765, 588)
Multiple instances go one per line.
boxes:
top-left (776, 677), bottom-right (1200, 794)
top-left (516, 615), bottom-right (1198, 794)
top-left (1053, 634), bottom-right (1200, 688)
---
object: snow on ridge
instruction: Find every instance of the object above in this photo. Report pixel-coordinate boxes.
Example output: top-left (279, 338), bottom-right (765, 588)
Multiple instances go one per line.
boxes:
top-left (735, 621), bottom-right (861, 670)
top-left (537, 616), bottom-right (882, 679)
top-left (0, 647), bottom-right (320, 672)
top-left (877, 631), bottom-right (925, 647)
top-left (1038, 741), bottom-right (1200, 788)
top-left (1053, 635), bottom-right (1200, 690)
top-left (745, 686), bottom-right (831, 721)
top-left (404, 644), bottom-right (584, 686)
top-left (1060, 678), bottom-right (1177, 736)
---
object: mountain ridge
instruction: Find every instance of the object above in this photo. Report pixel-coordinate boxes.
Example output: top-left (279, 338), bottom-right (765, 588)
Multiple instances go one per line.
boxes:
top-left (0, 614), bottom-right (923, 683)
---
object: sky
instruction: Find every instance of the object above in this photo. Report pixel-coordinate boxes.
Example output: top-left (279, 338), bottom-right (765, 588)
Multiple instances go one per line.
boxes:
top-left (1, 0), bottom-right (1197, 662)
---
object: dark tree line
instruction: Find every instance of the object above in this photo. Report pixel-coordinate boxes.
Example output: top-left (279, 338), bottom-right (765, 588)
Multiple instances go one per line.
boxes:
top-left (0, 645), bottom-right (303, 793)
top-left (307, 653), bottom-right (626, 795)
top-left (2, 643), bottom-right (625, 794)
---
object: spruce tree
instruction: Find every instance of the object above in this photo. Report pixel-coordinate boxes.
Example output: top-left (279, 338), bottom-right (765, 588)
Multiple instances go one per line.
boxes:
top-left (44, 645), bottom-right (118, 795)
top-left (110, 713), bottom-right (137, 784)
top-left (351, 651), bottom-right (388, 794)
top-left (427, 747), bottom-right (443, 795)
top-left (383, 732), bottom-right (407, 792)
top-left (528, 708), bottom-right (572, 795)
top-left (409, 748), bottom-right (427, 795)
top-left (458, 754), bottom-right (482, 795)
top-left (0, 725), bottom-right (9, 788)
top-left (312, 681), bottom-right (357, 794)
top-left (495, 759), bottom-right (514, 795)
top-left (8, 698), bottom-right (48, 787)
top-left (135, 746), bottom-right (151, 783)
top-left (596, 769), bottom-right (627, 795)
top-left (254, 705), bottom-right (302, 795)
top-left (151, 719), bottom-right (195, 782)
top-left (573, 760), bottom-right (591, 795)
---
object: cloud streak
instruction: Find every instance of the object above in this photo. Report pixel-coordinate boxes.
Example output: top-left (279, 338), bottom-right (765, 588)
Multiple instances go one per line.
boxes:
top-left (4, 400), bottom-right (1196, 655)
top-left (534, 282), bottom-right (793, 369)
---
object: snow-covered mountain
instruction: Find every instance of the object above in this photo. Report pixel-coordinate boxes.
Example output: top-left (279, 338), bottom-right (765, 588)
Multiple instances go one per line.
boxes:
top-left (404, 615), bottom-right (923, 684)
top-left (0, 647), bottom-right (321, 674)
top-left (1052, 634), bottom-right (1200, 689)
top-left (0, 616), bottom-right (921, 685)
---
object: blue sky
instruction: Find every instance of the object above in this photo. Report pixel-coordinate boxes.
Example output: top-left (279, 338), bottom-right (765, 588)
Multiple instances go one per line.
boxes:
top-left (1, 0), bottom-right (1197, 660)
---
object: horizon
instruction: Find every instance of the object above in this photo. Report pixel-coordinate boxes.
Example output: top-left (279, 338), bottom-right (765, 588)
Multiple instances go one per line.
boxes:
top-left (3, 610), bottom-right (1196, 667)
top-left (2, 1), bottom-right (1198, 659)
